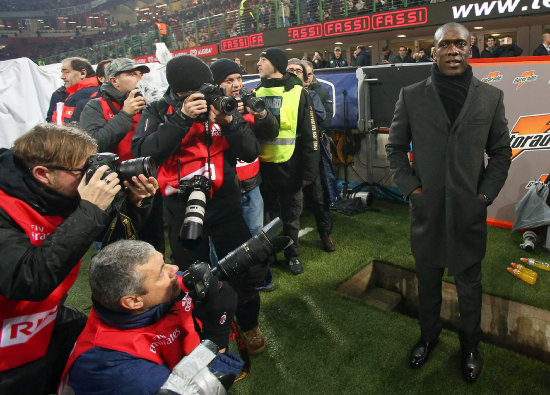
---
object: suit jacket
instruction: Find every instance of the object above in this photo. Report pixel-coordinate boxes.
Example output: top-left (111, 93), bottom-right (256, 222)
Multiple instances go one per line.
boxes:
top-left (533, 43), bottom-right (550, 56)
top-left (385, 76), bottom-right (511, 274)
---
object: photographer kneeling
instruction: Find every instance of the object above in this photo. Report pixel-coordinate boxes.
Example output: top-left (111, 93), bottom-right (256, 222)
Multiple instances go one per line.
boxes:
top-left (60, 240), bottom-right (242, 395)
top-left (0, 124), bottom-right (158, 395)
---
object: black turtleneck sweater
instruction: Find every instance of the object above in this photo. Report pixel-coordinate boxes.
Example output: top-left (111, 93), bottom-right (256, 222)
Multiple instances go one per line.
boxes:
top-left (431, 64), bottom-right (473, 125)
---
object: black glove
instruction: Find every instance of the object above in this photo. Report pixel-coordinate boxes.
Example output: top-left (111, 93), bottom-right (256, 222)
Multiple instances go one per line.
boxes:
top-left (193, 281), bottom-right (237, 349)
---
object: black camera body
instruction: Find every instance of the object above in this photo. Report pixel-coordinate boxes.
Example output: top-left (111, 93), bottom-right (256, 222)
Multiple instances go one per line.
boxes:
top-left (85, 152), bottom-right (158, 183)
top-left (240, 87), bottom-right (265, 113)
top-left (196, 83), bottom-right (238, 121)
top-left (178, 175), bottom-right (212, 244)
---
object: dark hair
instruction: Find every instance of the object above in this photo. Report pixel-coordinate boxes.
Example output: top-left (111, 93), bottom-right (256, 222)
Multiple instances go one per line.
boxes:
top-left (62, 57), bottom-right (96, 78)
top-left (357, 45), bottom-right (366, 51)
top-left (434, 22), bottom-right (470, 46)
top-left (96, 59), bottom-right (112, 84)
top-left (382, 45), bottom-right (390, 51)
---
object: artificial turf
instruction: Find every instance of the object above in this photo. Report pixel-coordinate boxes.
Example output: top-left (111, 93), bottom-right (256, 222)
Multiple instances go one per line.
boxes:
top-left (65, 200), bottom-right (550, 394)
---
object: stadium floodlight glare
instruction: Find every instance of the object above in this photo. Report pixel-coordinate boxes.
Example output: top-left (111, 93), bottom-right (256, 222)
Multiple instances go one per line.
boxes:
top-left (244, 53), bottom-right (252, 56)
top-left (335, 41), bottom-right (343, 45)
top-left (397, 34), bottom-right (406, 37)
top-left (474, 26), bottom-right (483, 29)
top-left (285, 48), bottom-right (293, 51)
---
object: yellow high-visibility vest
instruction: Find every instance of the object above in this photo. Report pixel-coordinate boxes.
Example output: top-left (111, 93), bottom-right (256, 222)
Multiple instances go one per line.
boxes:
top-left (255, 84), bottom-right (302, 163)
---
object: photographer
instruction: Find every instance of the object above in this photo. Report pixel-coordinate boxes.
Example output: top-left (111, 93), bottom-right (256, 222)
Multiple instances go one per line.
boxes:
top-left (210, 58), bottom-right (278, 240)
top-left (132, 55), bottom-right (265, 355)
top-left (60, 240), bottom-right (242, 395)
top-left (0, 124), bottom-right (158, 395)
top-left (80, 58), bottom-right (164, 252)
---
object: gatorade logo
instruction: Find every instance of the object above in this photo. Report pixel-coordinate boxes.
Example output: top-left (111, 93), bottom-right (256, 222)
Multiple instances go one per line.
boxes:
top-left (513, 71), bottom-right (538, 90)
top-left (525, 174), bottom-right (549, 189)
top-left (509, 113), bottom-right (550, 160)
top-left (480, 71), bottom-right (503, 84)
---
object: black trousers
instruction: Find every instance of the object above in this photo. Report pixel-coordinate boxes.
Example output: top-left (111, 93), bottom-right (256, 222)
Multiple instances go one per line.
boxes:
top-left (167, 209), bottom-right (260, 333)
top-left (0, 305), bottom-right (86, 395)
top-left (138, 192), bottom-right (165, 253)
top-left (304, 173), bottom-right (333, 234)
top-left (416, 262), bottom-right (482, 351)
top-left (262, 187), bottom-right (303, 259)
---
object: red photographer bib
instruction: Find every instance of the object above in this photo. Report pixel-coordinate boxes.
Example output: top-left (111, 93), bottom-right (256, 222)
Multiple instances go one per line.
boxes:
top-left (99, 97), bottom-right (141, 161)
top-left (157, 109), bottom-right (229, 196)
top-left (0, 189), bottom-right (80, 371)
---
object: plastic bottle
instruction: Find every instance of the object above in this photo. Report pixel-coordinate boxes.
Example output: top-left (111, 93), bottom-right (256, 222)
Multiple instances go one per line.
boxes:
top-left (520, 257), bottom-right (550, 271)
top-left (507, 267), bottom-right (536, 285)
top-left (510, 262), bottom-right (538, 279)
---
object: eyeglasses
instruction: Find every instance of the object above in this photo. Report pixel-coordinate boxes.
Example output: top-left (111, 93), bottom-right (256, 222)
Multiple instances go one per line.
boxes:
top-left (47, 165), bottom-right (87, 175)
top-left (287, 68), bottom-right (303, 74)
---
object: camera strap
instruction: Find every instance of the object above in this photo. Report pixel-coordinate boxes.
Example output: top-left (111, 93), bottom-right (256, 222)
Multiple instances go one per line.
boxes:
top-left (230, 320), bottom-right (251, 382)
top-left (102, 197), bottom-right (138, 245)
top-left (204, 121), bottom-right (213, 194)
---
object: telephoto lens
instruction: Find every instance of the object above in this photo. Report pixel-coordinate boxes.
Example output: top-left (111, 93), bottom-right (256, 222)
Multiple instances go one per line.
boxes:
top-left (179, 175), bottom-right (211, 245)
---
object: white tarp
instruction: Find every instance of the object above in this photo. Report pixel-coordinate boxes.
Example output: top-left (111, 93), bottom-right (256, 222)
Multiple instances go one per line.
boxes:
top-left (0, 57), bottom-right (168, 149)
top-left (0, 57), bottom-right (60, 148)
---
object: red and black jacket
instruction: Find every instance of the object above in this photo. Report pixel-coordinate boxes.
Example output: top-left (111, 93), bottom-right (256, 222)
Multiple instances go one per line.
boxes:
top-left (50, 77), bottom-right (99, 125)
top-left (131, 93), bottom-right (260, 226)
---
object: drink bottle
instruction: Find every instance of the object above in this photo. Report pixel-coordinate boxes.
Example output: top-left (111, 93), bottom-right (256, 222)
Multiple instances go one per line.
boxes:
top-left (520, 257), bottom-right (550, 271)
top-left (507, 267), bottom-right (536, 285)
top-left (510, 262), bottom-right (538, 279)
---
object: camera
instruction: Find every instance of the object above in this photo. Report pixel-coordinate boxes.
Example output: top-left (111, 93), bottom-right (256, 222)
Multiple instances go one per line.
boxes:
top-left (520, 230), bottom-right (537, 252)
top-left (85, 152), bottom-right (158, 183)
top-left (197, 83), bottom-right (238, 121)
top-left (182, 218), bottom-right (288, 300)
top-left (239, 87), bottom-right (265, 113)
top-left (178, 175), bottom-right (212, 244)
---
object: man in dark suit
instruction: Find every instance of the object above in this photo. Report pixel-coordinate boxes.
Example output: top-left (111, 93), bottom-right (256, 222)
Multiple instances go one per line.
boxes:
top-left (386, 22), bottom-right (511, 383)
top-left (533, 33), bottom-right (550, 56)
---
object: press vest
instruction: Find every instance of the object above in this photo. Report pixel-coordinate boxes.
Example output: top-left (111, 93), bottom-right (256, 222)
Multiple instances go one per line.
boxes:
top-left (254, 84), bottom-right (301, 163)
top-left (52, 77), bottom-right (99, 126)
top-left (236, 113), bottom-right (260, 181)
top-left (60, 276), bottom-right (199, 390)
top-left (0, 189), bottom-right (80, 371)
top-left (98, 97), bottom-right (141, 161)
top-left (157, 106), bottom-right (230, 196)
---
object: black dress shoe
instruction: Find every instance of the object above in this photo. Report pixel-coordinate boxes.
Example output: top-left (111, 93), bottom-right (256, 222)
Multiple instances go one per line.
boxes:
top-left (462, 350), bottom-right (482, 382)
top-left (409, 339), bottom-right (438, 369)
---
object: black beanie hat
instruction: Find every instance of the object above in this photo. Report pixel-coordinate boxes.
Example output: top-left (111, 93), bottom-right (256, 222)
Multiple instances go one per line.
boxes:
top-left (166, 55), bottom-right (213, 92)
top-left (210, 59), bottom-right (242, 85)
top-left (259, 47), bottom-right (288, 74)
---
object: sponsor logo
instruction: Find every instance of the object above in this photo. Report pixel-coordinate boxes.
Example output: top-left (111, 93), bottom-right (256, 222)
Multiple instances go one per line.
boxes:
top-left (509, 113), bottom-right (550, 160)
top-left (1, 305), bottom-right (58, 347)
top-left (481, 71), bottom-right (503, 84)
top-left (181, 163), bottom-right (217, 182)
top-left (525, 174), bottom-right (549, 188)
top-left (452, 0), bottom-right (550, 20)
top-left (220, 33), bottom-right (263, 51)
top-left (210, 123), bottom-right (222, 137)
top-left (149, 328), bottom-right (181, 354)
top-left (181, 292), bottom-right (192, 312)
top-left (29, 224), bottom-right (52, 242)
top-left (219, 312), bottom-right (227, 325)
top-left (513, 70), bottom-right (538, 89)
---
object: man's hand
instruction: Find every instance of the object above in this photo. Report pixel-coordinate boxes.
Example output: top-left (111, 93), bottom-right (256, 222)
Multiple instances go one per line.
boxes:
top-left (248, 107), bottom-right (266, 118)
top-left (122, 89), bottom-right (146, 116)
top-left (302, 180), bottom-right (312, 187)
top-left (235, 97), bottom-right (245, 114)
top-left (182, 93), bottom-right (208, 119)
top-left (208, 104), bottom-right (232, 125)
top-left (124, 175), bottom-right (159, 207)
top-left (410, 187), bottom-right (422, 195)
top-left (78, 165), bottom-right (121, 211)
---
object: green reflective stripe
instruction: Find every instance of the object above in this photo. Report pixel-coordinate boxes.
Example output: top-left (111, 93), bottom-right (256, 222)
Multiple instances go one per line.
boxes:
top-left (259, 138), bottom-right (296, 145)
top-left (256, 84), bottom-right (302, 163)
